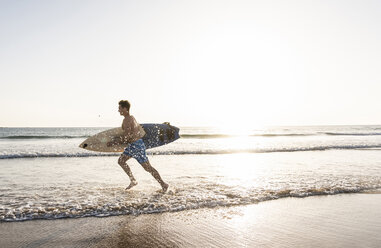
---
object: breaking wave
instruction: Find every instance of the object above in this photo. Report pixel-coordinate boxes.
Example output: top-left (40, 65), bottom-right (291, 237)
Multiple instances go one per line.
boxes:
top-left (2, 144), bottom-right (381, 159)
top-left (1, 183), bottom-right (380, 222)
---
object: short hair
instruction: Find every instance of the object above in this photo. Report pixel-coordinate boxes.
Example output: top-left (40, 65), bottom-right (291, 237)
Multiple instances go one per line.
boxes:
top-left (119, 100), bottom-right (130, 111)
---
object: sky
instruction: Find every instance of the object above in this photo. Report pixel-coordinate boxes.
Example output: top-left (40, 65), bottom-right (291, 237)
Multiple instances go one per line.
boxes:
top-left (1, 0), bottom-right (381, 127)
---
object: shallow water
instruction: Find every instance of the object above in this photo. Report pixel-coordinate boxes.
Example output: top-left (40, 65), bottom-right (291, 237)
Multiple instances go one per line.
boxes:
top-left (1, 126), bottom-right (381, 221)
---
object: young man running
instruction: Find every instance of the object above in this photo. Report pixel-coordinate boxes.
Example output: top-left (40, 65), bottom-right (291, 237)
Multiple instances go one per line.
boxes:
top-left (108, 100), bottom-right (169, 192)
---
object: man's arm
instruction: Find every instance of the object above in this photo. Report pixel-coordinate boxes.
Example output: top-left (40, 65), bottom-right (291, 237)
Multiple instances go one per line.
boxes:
top-left (106, 118), bottom-right (134, 147)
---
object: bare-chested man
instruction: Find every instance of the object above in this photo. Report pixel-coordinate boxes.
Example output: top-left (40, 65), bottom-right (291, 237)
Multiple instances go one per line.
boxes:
top-left (107, 100), bottom-right (169, 192)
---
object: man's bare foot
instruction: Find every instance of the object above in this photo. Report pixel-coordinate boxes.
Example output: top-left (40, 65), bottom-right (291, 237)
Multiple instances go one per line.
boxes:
top-left (125, 180), bottom-right (138, 190)
top-left (161, 183), bottom-right (169, 193)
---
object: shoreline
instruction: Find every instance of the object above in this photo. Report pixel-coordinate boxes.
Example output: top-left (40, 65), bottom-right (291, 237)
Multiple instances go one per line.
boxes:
top-left (1, 193), bottom-right (381, 248)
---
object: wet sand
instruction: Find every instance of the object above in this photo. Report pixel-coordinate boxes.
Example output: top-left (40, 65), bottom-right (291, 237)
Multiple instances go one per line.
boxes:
top-left (1, 193), bottom-right (381, 248)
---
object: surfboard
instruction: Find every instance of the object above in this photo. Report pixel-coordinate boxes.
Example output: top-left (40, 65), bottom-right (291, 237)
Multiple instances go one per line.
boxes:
top-left (79, 123), bottom-right (180, 152)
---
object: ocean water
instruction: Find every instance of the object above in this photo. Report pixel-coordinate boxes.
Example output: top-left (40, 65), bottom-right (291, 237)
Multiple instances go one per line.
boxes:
top-left (1, 125), bottom-right (381, 222)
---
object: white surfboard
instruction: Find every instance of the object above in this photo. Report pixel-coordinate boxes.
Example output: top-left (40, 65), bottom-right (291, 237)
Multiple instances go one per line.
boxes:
top-left (79, 123), bottom-right (180, 153)
top-left (79, 127), bottom-right (125, 152)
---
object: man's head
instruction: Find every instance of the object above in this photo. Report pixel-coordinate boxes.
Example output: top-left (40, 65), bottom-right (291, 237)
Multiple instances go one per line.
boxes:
top-left (118, 100), bottom-right (130, 116)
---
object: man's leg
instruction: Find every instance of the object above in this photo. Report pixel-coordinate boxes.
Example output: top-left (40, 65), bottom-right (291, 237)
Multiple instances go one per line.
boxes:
top-left (140, 160), bottom-right (169, 192)
top-left (118, 154), bottom-right (138, 190)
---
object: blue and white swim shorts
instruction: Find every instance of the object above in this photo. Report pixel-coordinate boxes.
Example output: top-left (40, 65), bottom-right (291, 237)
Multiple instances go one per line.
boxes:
top-left (123, 139), bottom-right (148, 164)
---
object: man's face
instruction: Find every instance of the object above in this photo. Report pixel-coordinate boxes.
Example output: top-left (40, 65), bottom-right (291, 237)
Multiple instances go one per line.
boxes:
top-left (118, 105), bottom-right (127, 116)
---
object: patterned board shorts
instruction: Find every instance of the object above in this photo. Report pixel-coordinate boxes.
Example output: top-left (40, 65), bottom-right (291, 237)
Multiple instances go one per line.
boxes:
top-left (123, 139), bottom-right (149, 164)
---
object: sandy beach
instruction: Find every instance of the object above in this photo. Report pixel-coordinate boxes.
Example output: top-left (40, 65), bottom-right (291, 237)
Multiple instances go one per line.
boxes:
top-left (1, 193), bottom-right (380, 248)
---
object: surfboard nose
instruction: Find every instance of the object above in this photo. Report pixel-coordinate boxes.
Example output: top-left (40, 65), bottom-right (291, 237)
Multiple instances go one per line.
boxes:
top-left (79, 141), bottom-right (87, 148)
